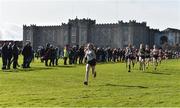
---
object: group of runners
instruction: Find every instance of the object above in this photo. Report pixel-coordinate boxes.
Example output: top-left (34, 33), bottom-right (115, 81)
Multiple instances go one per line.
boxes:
top-left (83, 43), bottom-right (180, 85)
top-left (125, 44), bottom-right (166, 73)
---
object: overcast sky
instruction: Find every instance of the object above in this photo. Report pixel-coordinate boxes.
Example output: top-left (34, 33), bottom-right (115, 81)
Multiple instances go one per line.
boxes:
top-left (0, 0), bottom-right (180, 40)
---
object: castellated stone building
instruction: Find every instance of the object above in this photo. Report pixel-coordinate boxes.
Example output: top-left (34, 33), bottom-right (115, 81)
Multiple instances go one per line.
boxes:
top-left (23, 18), bottom-right (180, 49)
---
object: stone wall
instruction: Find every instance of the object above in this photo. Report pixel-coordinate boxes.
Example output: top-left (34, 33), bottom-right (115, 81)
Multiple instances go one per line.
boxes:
top-left (154, 28), bottom-right (180, 47)
top-left (23, 18), bottom-right (166, 50)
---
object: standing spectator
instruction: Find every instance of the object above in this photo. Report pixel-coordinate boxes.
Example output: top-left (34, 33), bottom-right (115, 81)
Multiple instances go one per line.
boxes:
top-left (119, 49), bottom-right (123, 62)
top-left (7, 43), bottom-right (13, 69)
top-left (96, 48), bottom-right (101, 62)
top-left (22, 42), bottom-right (33, 68)
top-left (54, 47), bottom-right (60, 65)
top-left (112, 48), bottom-right (118, 62)
top-left (44, 43), bottom-right (50, 66)
top-left (78, 46), bottom-right (85, 64)
top-left (102, 48), bottom-right (106, 62)
top-left (68, 47), bottom-right (74, 65)
top-left (73, 46), bottom-right (79, 64)
top-left (40, 46), bottom-right (45, 62)
top-left (107, 48), bottom-right (112, 62)
top-left (49, 45), bottom-right (56, 66)
top-left (35, 49), bottom-right (40, 60)
top-left (63, 45), bottom-right (69, 65)
top-left (12, 42), bottom-right (19, 69)
top-left (122, 48), bottom-right (126, 62)
top-left (1, 43), bottom-right (8, 70)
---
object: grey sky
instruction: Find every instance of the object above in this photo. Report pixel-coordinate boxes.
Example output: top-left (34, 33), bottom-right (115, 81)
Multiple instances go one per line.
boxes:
top-left (0, 0), bottom-right (180, 40)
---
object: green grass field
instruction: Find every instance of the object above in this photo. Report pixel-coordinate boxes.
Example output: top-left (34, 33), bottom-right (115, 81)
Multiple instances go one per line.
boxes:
top-left (0, 58), bottom-right (180, 107)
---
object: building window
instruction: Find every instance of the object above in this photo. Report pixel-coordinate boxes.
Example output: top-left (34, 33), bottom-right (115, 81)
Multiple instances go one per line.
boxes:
top-left (160, 36), bottom-right (168, 45)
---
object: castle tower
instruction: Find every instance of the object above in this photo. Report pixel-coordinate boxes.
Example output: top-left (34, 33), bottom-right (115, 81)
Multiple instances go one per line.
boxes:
top-left (117, 21), bottom-right (124, 48)
top-left (68, 18), bottom-right (96, 46)
top-left (128, 20), bottom-right (135, 45)
top-left (23, 24), bottom-right (37, 48)
top-left (23, 25), bottom-right (27, 46)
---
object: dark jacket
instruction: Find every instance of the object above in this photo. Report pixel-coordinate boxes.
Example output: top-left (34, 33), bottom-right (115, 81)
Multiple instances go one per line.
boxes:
top-left (1, 44), bottom-right (8, 58)
top-left (12, 44), bottom-right (19, 57)
top-left (22, 45), bottom-right (33, 57)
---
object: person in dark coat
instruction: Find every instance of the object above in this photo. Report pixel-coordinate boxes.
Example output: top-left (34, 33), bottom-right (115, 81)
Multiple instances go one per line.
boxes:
top-left (44, 43), bottom-right (50, 66)
top-left (49, 45), bottom-right (56, 66)
top-left (112, 48), bottom-right (118, 62)
top-left (7, 43), bottom-right (13, 69)
top-left (54, 47), bottom-right (60, 66)
top-left (68, 47), bottom-right (74, 65)
top-left (22, 42), bottom-right (33, 68)
top-left (40, 46), bottom-right (45, 62)
top-left (1, 43), bottom-right (8, 70)
top-left (78, 46), bottom-right (85, 64)
top-left (12, 42), bottom-right (19, 69)
top-left (73, 46), bottom-right (79, 64)
top-left (107, 48), bottom-right (112, 62)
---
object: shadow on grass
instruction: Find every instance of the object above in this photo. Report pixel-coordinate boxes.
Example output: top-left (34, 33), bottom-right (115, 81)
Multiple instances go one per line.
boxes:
top-left (1, 65), bottom-right (76, 73)
top-left (55, 65), bottom-right (76, 68)
top-left (1, 67), bottom-right (53, 73)
top-left (144, 71), bottom-right (171, 75)
top-left (101, 83), bottom-right (148, 89)
top-left (97, 62), bottom-right (125, 65)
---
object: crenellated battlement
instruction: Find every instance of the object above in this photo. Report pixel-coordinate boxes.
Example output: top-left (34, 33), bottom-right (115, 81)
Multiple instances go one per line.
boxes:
top-left (128, 20), bottom-right (147, 26)
top-left (68, 17), bottom-right (96, 25)
top-left (37, 25), bottom-right (61, 28)
top-left (24, 18), bottom-right (150, 29)
top-left (30, 24), bottom-right (37, 27)
top-left (95, 23), bottom-right (119, 28)
top-left (150, 28), bottom-right (160, 32)
top-left (95, 20), bottom-right (147, 27)
top-left (22, 24), bottom-right (68, 30)
top-left (23, 24), bottom-right (27, 27)
top-left (23, 17), bottom-right (164, 49)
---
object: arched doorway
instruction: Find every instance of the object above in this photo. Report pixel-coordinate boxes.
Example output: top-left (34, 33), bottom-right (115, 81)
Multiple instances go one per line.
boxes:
top-left (160, 36), bottom-right (168, 45)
